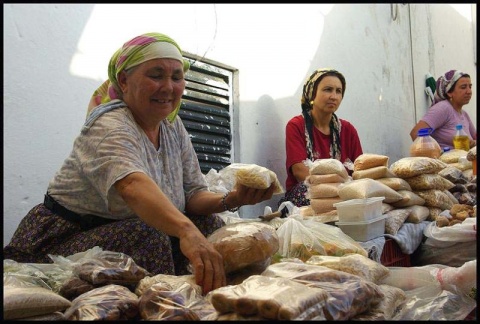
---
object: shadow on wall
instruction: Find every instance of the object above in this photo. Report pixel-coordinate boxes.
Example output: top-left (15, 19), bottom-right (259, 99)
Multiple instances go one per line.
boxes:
top-left (3, 4), bottom-right (97, 246)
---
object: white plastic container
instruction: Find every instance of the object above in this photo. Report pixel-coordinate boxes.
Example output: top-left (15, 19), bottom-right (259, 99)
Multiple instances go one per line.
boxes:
top-left (333, 196), bottom-right (384, 222)
top-left (335, 214), bottom-right (386, 242)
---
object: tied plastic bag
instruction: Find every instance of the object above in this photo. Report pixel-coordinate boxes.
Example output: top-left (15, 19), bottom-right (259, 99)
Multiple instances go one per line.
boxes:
top-left (276, 217), bottom-right (368, 262)
top-left (418, 260), bottom-right (477, 300)
top-left (423, 217), bottom-right (476, 247)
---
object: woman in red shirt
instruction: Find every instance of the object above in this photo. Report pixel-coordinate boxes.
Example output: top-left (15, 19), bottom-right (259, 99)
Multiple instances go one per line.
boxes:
top-left (281, 68), bottom-right (363, 207)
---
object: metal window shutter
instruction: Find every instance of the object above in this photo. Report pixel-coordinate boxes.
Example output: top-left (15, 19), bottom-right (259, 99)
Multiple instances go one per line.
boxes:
top-left (180, 57), bottom-right (234, 174)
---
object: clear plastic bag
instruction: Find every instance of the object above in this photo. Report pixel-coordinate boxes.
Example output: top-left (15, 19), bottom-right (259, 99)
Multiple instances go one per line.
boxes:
top-left (276, 217), bottom-right (368, 261)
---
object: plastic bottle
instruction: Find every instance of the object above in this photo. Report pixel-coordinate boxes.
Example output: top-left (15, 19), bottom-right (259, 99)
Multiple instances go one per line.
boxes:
top-left (410, 127), bottom-right (442, 158)
top-left (453, 124), bottom-right (470, 151)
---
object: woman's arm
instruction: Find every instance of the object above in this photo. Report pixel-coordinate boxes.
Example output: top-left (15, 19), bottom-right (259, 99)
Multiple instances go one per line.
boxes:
top-left (185, 183), bottom-right (276, 216)
top-left (410, 120), bottom-right (431, 141)
top-left (291, 162), bottom-right (310, 183)
top-left (114, 171), bottom-right (225, 294)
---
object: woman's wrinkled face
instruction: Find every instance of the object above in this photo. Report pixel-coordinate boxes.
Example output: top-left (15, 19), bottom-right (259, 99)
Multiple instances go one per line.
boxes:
top-left (449, 76), bottom-right (472, 106)
top-left (119, 58), bottom-right (185, 122)
top-left (312, 76), bottom-right (343, 113)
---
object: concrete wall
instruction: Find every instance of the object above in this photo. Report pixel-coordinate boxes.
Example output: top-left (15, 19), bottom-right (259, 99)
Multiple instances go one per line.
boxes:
top-left (4, 4), bottom-right (476, 246)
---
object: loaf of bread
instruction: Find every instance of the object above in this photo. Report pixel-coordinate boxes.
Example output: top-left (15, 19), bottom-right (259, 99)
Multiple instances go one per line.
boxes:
top-left (207, 222), bottom-right (279, 274)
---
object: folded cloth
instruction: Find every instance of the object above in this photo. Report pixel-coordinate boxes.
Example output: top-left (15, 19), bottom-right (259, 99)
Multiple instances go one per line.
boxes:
top-left (385, 221), bottom-right (430, 255)
top-left (358, 236), bottom-right (386, 263)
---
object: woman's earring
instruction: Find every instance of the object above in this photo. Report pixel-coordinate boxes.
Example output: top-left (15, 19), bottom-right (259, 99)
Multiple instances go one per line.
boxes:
top-left (310, 100), bottom-right (314, 106)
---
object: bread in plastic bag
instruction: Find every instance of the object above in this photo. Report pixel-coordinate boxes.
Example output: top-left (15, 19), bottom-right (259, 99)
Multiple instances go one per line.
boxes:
top-left (306, 174), bottom-right (348, 185)
top-left (338, 178), bottom-right (403, 203)
top-left (439, 149), bottom-right (468, 163)
top-left (351, 284), bottom-right (407, 320)
top-left (427, 206), bottom-right (442, 221)
top-left (352, 166), bottom-right (396, 180)
top-left (309, 158), bottom-right (349, 179)
top-left (3, 285), bottom-right (72, 320)
top-left (404, 205), bottom-right (430, 223)
top-left (224, 163), bottom-right (284, 194)
top-left (67, 249), bottom-right (151, 286)
top-left (376, 177), bottom-right (412, 191)
top-left (275, 217), bottom-right (368, 261)
top-left (414, 189), bottom-right (453, 210)
top-left (353, 153), bottom-right (389, 171)
top-left (405, 173), bottom-right (455, 191)
top-left (309, 197), bottom-right (343, 214)
top-left (207, 274), bottom-right (328, 320)
top-left (261, 261), bottom-right (385, 320)
top-left (63, 284), bottom-right (139, 320)
top-left (307, 182), bottom-right (341, 199)
top-left (389, 157), bottom-right (448, 178)
top-left (384, 209), bottom-right (411, 235)
top-left (137, 279), bottom-right (214, 320)
top-left (305, 253), bottom-right (389, 284)
top-left (390, 190), bottom-right (425, 208)
top-left (207, 222), bottom-right (279, 274)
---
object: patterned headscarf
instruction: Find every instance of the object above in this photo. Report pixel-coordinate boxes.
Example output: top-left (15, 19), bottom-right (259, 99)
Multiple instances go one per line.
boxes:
top-left (301, 68), bottom-right (346, 161)
top-left (87, 32), bottom-right (190, 122)
top-left (432, 69), bottom-right (468, 105)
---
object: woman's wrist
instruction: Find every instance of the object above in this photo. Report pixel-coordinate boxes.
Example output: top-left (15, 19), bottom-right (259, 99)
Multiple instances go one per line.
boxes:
top-left (221, 191), bottom-right (239, 212)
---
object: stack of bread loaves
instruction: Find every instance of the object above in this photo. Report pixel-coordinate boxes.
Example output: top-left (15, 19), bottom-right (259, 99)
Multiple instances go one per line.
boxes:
top-left (306, 159), bottom-right (350, 215)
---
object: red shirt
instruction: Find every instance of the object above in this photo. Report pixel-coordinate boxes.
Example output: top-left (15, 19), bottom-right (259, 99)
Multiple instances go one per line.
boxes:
top-left (285, 115), bottom-right (363, 191)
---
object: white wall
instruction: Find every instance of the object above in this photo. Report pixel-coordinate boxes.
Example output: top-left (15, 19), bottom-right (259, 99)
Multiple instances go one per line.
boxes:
top-left (4, 4), bottom-right (476, 246)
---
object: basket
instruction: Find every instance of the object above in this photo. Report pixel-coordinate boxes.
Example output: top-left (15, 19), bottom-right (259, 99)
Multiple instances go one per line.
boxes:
top-left (380, 239), bottom-right (411, 267)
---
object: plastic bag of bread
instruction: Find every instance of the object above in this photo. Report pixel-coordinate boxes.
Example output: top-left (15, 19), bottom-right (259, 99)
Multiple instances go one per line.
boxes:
top-left (353, 153), bottom-right (389, 171)
top-left (438, 166), bottom-right (469, 184)
top-left (466, 146), bottom-right (476, 161)
top-left (384, 209), bottom-right (411, 235)
top-left (308, 158), bottom-right (349, 179)
top-left (418, 260), bottom-right (476, 299)
top-left (207, 222), bottom-right (279, 274)
top-left (135, 274), bottom-right (201, 297)
top-left (67, 249), bottom-right (151, 286)
top-left (405, 173), bottom-right (455, 191)
top-left (305, 253), bottom-right (389, 284)
top-left (207, 274), bottom-right (329, 320)
top-left (137, 281), bottom-right (215, 320)
top-left (276, 217), bottom-right (367, 262)
top-left (376, 177), bottom-right (412, 191)
top-left (222, 163), bottom-right (284, 194)
top-left (352, 166), bottom-right (396, 180)
top-left (414, 189), bottom-right (453, 210)
top-left (306, 173), bottom-right (348, 185)
top-left (63, 284), bottom-right (139, 320)
top-left (390, 190), bottom-right (425, 208)
top-left (309, 197), bottom-right (343, 214)
top-left (351, 284), bottom-right (407, 320)
top-left (3, 283), bottom-right (72, 320)
top-left (338, 178), bottom-right (403, 203)
top-left (389, 157), bottom-right (448, 178)
top-left (404, 205), bottom-right (430, 223)
top-left (261, 261), bottom-right (385, 320)
top-left (307, 182), bottom-right (341, 199)
top-left (439, 149), bottom-right (468, 163)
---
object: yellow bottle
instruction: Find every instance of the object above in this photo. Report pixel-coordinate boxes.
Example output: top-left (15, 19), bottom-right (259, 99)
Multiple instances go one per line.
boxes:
top-left (453, 124), bottom-right (470, 151)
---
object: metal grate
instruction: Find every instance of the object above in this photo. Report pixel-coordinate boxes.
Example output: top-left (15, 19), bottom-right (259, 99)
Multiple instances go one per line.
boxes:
top-left (180, 57), bottom-right (234, 174)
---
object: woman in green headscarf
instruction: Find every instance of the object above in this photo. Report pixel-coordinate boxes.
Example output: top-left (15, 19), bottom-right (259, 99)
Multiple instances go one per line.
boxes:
top-left (279, 68), bottom-right (363, 208)
top-left (4, 32), bottom-right (275, 295)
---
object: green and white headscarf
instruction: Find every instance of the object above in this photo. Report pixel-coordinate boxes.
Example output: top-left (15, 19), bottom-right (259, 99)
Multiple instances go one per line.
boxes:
top-left (87, 32), bottom-right (190, 122)
top-left (301, 68), bottom-right (346, 161)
